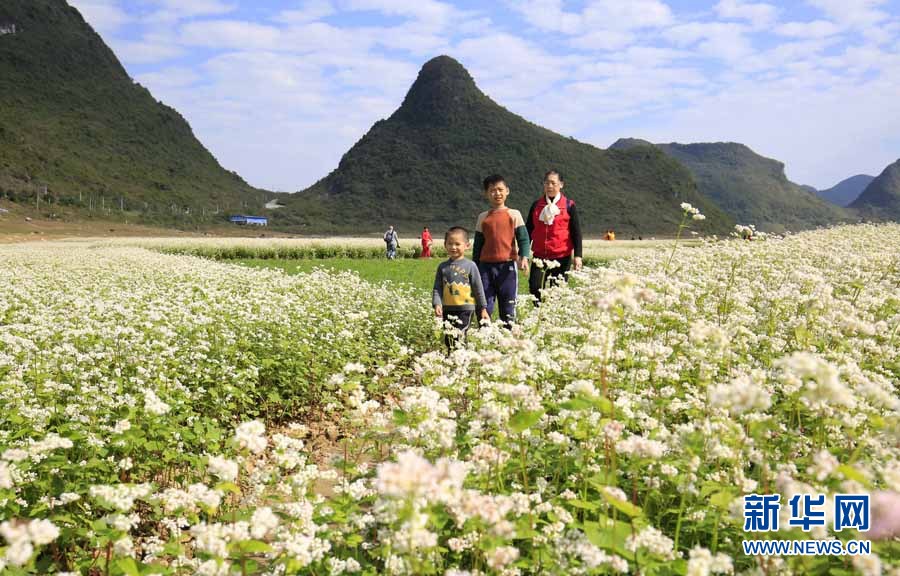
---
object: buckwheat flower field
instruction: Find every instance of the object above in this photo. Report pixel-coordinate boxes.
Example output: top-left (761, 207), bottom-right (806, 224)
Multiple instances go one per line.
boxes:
top-left (1, 224), bottom-right (898, 575)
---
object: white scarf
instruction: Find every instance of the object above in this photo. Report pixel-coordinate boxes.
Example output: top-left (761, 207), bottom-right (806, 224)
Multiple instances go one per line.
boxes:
top-left (539, 194), bottom-right (561, 225)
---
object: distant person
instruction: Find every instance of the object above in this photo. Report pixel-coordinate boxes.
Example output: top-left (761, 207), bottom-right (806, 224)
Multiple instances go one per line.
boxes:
top-left (526, 170), bottom-right (583, 303)
top-left (420, 226), bottom-right (433, 258)
top-left (383, 225), bottom-right (399, 259)
top-left (473, 174), bottom-right (530, 327)
top-left (433, 227), bottom-right (489, 350)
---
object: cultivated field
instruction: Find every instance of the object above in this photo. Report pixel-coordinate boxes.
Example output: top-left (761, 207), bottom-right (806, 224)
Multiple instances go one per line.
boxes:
top-left (0, 223), bottom-right (898, 574)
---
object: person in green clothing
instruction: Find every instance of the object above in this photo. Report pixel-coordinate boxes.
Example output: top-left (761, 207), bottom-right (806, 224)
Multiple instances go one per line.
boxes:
top-left (473, 174), bottom-right (531, 327)
top-left (433, 226), bottom-right (490, 349)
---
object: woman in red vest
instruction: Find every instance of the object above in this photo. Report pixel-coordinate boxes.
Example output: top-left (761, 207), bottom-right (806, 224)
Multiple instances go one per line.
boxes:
top-left (525, 170), bottom-right (583, 302)
top-left (420, 226), bottom-right (433, 258)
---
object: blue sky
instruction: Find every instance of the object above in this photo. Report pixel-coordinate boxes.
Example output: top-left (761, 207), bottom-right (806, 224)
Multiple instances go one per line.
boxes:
top-left (69, 0), bottom-right (900, 192)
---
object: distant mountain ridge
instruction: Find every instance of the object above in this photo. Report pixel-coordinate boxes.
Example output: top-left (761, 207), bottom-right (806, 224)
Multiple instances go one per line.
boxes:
top-left (610, 138), bottom-right (852, 232)
top-left (850, 159), bottom-right (900, 219)
top-left (0, 0), bottom-right (266, 224)
top-left (817, 175), bottom-right (874, 207)
top-left (274, 56), bottom-right (732, 235)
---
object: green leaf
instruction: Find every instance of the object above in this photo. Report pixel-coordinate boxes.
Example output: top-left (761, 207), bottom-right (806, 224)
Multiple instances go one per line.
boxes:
top-left (590, 396), bottom-right (613, 415)
top-left (837, 464), bottom-right (871, 487)
top-left (601, 491), bottom-right (643, 517)
top-left (569, 499), bottom-right (600, 510)
top-left (559, 397), bottom-right (593, 411)
top-left (215, 481), bottom-right (241, 495)
top-left (710, 491), bottom-right (735, 510)
top-left (115, 557), bottom-right (140, 576)
top-left (582, 518), bottom-right (632, 556)
top-left (509, 410), bottom-right (544, 433)
top-left (588, 471), bottom-right (616, 489)
top-left (234, 540), bottom-right (272, 554)
top-left (393, 409), bottom-right (409, 426)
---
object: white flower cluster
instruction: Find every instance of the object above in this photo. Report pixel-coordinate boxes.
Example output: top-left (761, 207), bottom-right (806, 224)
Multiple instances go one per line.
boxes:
top-left (207, 455), bottom-right (239, 482)
top-left (0, 519), bottom-right (60, 567)
top-left (686, 546), bottom-right (733, 576)
top-left (157, 483), bottom-right (222, 513)
top-left (680, 202), bottom-right (706, 220)
top-left (374, 450), bottom-right (468, 503)
top-left (234, 420), bottom-right (267, 454)
top-left (143, 389), bottom-right (171, 415)
top-left (708, 375), bottom-right (771, 415)
top-left (88, 483), bottom-right (153, 512)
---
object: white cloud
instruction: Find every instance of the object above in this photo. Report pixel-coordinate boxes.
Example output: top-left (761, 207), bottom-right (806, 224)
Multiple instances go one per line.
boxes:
top-left (808, 0), bottom-right (889, 29)
top-left (280, 22), bottom-right (375, 56)
top-left (664, 22), bottom-right (755, 61)
top-left (68, 0), bottom-right (130, 35)
top-left (371, 25), bottom-right (450, 55)
top-left (738, 37), bottom-right (839, 73)
top-left (453, 34), bottom-right (573, 101)
top-left (144, 0), bottom-right (236, 24)
top-left (581, 0), bottom-right (674, 31)
top-left (275, 0), bottom-right (336, 25)
top-left (570, 30), bottom-right (635, 51)
top-left (510, 0), bottom-right (671, 36)
top-left (342, 0), bottom-right (458, 31)
top-left (775, 20), bottom-right (840, 38)
top-left (508, 0), bottom-right (583, 34)
top-left (135, 66), bottom-right (201, 89)
top-left (111, 34), bottom-right (185, 64)
top-left (179, 20), bottom-right (281, 50)
top-left (821, 43), bottom-right (898, 74)
top-left (715, 0), bottom-right (778, 28)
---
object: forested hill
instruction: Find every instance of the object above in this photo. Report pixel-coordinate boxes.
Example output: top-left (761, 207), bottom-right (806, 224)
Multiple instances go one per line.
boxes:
top-left (274, 56), bottom-right (732, 235)
top-left (850, 159), bottom-right (900, 220)
top-left (0, 0), bottom-right (268, 224)
top-left (610, 139), bottom-right (853, 233)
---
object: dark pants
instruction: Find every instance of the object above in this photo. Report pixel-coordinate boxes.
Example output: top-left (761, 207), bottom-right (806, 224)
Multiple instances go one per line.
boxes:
top-left (444, 310), bottom-right (473, 350)
top-left (529, 256), bottom-right (571, 303)
top-left (479, 261), bottom-right (518, 326)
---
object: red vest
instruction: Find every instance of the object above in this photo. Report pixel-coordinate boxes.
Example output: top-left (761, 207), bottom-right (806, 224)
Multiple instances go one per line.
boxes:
top-left (530, 194), bottom-right (574, 259)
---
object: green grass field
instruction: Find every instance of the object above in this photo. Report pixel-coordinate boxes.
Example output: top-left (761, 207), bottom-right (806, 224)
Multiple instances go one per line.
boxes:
top-left (237, 257), bottom-right (532, 295)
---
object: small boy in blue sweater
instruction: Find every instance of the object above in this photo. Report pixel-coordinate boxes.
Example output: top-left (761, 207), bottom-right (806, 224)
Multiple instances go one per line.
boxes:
top-left (433, 227), bottom-right (490, 349)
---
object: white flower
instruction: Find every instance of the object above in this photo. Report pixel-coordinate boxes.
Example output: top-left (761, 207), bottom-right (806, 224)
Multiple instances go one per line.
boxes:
top-left (0, 462), bottom-right (13, 489)
top-left (113, 536), bottom-right (134, 557)
top-left (234, 420), bottom-right (267, 454)
top-left (486, 546), bottom-right (520, 570)
top-left (27, 519), bottom-right (60, 545)
top-left (144, 390), bottom-right (171, 416)
top-left (208, 456), bottom-right (239, 482)
top-left (250, 507), bottom-right (279, 539)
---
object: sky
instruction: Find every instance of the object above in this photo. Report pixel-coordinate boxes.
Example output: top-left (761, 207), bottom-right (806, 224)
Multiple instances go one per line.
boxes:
top-left (68, 0), bottom-right (900, 192)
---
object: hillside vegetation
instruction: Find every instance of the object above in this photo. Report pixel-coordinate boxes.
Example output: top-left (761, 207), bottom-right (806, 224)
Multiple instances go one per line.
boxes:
top-left (611, 139), bottom-right (853, 233)
top-left (0, 0), bottom-right (267, 226)
top-left (850, 159), bottom-right (900, 220)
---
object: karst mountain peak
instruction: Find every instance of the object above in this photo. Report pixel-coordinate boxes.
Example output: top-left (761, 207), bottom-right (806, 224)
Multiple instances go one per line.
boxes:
top-left (391, 55), bottom-right (498, 125)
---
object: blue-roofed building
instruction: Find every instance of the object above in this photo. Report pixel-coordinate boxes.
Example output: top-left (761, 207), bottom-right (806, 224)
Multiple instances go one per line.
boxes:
top-left (229, 215), bottom-right (268, 226)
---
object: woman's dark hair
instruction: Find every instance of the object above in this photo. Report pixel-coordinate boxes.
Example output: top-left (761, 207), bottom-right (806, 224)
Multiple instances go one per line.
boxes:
top-left (543, 169), bottom-right (564, 182)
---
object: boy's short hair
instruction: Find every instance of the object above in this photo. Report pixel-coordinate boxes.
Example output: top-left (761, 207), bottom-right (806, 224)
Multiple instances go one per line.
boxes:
top-left (445, 226), bottom-right (469, 242)
top-left (543, 169), bottom-right (564, 182)
top-left (483, 174), bottom-right (506, 191)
